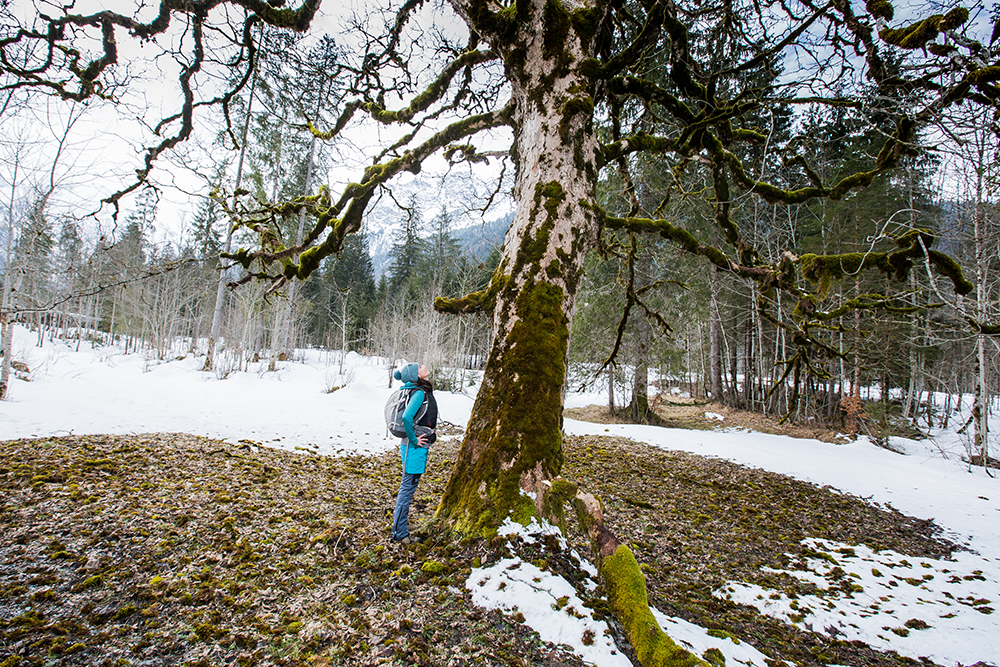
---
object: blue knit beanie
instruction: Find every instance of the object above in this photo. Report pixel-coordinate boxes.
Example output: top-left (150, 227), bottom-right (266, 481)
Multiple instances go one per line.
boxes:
top-left (393, 362), bottom-right (419, 383)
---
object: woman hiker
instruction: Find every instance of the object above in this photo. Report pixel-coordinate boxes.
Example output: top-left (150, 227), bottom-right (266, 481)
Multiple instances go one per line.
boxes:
top-left (390, 362), bottom-right (437, 544)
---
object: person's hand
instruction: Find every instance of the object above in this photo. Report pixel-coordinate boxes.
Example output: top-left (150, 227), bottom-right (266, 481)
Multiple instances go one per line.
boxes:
top-left (417, 434), bottom-right (428, 447)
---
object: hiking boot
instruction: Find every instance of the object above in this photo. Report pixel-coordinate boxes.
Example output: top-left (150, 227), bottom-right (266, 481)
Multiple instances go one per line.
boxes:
top-left (394, 535), bottom-right (420, 545)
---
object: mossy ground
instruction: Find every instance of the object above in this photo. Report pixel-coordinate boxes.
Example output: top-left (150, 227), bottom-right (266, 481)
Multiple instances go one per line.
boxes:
top-left (0, 434), bottom-right (578, 667)
top-left (1, 426), bottom-right (957, 666)
top-left (560, 435), bottom-right (955, 667)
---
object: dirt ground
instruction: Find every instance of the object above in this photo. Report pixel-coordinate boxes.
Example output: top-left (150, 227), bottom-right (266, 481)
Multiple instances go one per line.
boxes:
top-left (565, 394), bottom-right (849, 444)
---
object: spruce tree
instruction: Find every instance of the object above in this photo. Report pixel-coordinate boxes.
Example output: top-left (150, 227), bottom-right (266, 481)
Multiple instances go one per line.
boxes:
top-left (422, 209), bottom-right (463, 294)
top-left (385, 198), bottom-right (427, 305)
top-left (189, 164), bottom-right (229, 262)
top-left (302, 232), bottom-right (377, 349)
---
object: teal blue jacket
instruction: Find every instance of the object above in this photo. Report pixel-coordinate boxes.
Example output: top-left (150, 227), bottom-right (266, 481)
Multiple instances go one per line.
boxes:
top-left (399, 383), bottom-right (428, 474)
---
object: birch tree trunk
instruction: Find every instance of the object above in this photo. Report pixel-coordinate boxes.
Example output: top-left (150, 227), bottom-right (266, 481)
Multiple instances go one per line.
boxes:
top-left (205, 58), bottom-right (258, 371)
top-left (0, 157), bottom-right (19, 401)
top-left (973, 158), bottom-right (991, 468)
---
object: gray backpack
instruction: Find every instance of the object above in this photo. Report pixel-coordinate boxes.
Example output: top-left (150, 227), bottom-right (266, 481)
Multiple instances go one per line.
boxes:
top-left (384, 387), bottom-right (428, 438)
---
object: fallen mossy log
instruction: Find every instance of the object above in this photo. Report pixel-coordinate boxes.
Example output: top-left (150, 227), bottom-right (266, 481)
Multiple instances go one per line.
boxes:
top-left (540, 479), bottom-right (709, 667)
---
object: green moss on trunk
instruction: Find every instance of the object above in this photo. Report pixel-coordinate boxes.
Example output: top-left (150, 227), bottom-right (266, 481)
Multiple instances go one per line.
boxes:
top-left (866, 0), bottom-right (894, 20)
top-left (541, 478), bottom-right (578, 535)
top-left (435, 278), bottom-right (570, 536)
top-left (879, 16), bottom-right (942, 49)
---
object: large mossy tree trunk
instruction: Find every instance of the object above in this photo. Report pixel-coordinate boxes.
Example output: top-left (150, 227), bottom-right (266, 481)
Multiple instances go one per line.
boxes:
top-left (432, 3), bottom-right (707, 665)
top-left (436, 0), bottom-right (602, 535)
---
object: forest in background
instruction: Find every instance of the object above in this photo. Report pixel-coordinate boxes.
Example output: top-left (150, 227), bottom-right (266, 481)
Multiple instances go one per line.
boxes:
top-left (2, 14), bottom-right (998, 459)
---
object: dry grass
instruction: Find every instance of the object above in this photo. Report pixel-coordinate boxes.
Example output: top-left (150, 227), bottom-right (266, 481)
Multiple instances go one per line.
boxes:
top-left (0, 423), bottom-right (962, 667)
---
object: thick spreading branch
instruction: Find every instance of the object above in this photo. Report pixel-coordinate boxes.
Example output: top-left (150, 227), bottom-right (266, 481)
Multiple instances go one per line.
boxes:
top-left (222, 103), bottom-right (514, 282)
top-left (602, 209), bottom-right (774, 282)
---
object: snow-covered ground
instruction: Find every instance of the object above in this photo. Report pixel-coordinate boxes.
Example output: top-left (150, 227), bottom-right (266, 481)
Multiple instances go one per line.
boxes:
top-left (2, 325), bottom-right (998, 667)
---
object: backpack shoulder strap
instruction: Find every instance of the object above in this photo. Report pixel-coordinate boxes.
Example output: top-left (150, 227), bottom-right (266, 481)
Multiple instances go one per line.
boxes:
top-left (407, 386), bottom-right (429, 421)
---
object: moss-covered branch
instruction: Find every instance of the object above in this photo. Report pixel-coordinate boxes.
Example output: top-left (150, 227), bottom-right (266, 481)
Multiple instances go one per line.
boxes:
top-left (600, 209), bottom-right (776, 283)
top-left (799, 230), bottom-right (974, 299)
top-left (601, 1), bottom-right (668, 79)
top-left (601, 131), bottom-right (680, 166)
top-left (696, 112), bottom-right (921, 206)
top-left (533, 483), bottom-right (709, 667)
top-left (831, 0), bottom-right (888, 84)
top-left (660, 4), bottom-right (707, 99)
top-left (803, 293), bottom-right (937, 320)
top-left (878, 7), bottom-right (969, 50)
top-left (608, 75), bottom-right (696, 123)
top-left (600, 546), bottom-right (708, 667)
top-left (434, 289), bottom-right (489, 314)
top-left (363, 48), bottom-right (498, 124)
top-left (965, 318), bottom-right (1000, 335)
top-left (224, 104), bottom-right (514, 280)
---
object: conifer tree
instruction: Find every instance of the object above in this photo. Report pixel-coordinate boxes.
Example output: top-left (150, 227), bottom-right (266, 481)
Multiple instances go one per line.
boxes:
top-left (423, 209), bottom-right (464, 294)
top-left (385, 197), bottom-right (427, 305)
top-left (189, 168), bottom-right (228, 261)
top-left (302, 231), bottom-right (377, 349)
top-left (54, 218), bottom-right (85, 332)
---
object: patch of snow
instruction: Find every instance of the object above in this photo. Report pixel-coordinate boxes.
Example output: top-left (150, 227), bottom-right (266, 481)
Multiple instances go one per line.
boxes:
top-left (467, 557), bottom-right (630, 667)
top-left (717, 538), bottom-right (1000, 665)
top-left (650, 609), bottom-right (785, 667)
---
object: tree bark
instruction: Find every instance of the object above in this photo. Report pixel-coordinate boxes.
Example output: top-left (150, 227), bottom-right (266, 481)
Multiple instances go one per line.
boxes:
top-left (709, 264), bottom-right (723, 401)
top-left (608, 362), bottom-right (616, 412)
top-left (627, 308), bottom-right (656, 423)
top-left (0, 160), bottom-right (17, 401)
top-left (436, 0), bottom-right (602, 535)
top-left (0, 312), bottom-right (12, 401)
